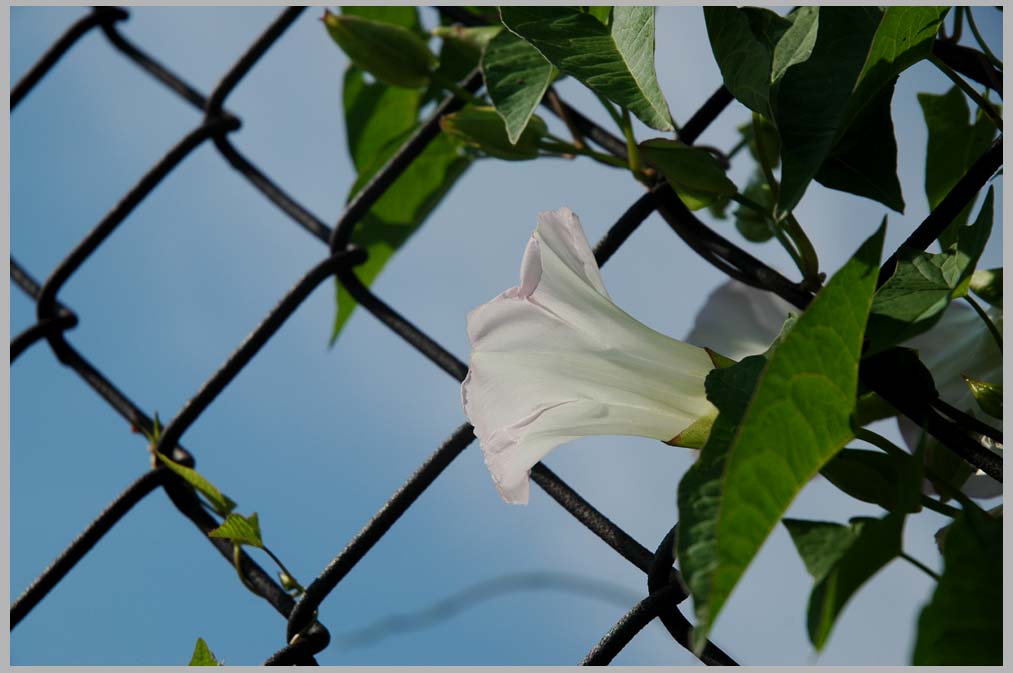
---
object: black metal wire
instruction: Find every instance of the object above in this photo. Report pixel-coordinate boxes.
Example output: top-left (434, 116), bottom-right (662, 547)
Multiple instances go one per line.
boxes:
top-left (9, 4), bottom-right (1005, 666)
top-left (10, 468), bottom-right (167, 628)
top-left (10, 7), bottom-right (127, 109)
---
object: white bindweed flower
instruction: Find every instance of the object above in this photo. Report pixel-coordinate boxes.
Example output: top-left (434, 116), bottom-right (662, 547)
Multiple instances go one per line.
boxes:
top-left (688, 279), bottom-right (1002, 499)
top-left (462, 208), bottom-right (719, 504)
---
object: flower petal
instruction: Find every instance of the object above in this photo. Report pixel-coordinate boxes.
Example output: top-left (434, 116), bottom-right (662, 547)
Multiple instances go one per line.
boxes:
top-left (463, 208), bottom-right (716, 503)
top-left (685, 280), bottom-right (796, 361)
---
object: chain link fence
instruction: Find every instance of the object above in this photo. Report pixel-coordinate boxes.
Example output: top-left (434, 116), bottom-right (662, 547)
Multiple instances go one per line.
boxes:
top-left (9, 6), bottom-right (1001, 665)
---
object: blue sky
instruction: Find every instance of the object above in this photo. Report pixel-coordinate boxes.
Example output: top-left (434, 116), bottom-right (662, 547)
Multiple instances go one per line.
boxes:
top-left (10, 6), bottom-right (1003, 665)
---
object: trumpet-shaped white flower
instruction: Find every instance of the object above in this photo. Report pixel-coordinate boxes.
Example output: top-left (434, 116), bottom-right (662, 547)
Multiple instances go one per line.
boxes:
top-left (462, 208), bottom-right (718, 504)
top-left (688, 279), bottom-right (1002, 499)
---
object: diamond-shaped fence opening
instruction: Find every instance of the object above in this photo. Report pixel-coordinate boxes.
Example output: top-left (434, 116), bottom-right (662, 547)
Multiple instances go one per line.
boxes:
top-left (9, 6), bottom-right (1001, 666)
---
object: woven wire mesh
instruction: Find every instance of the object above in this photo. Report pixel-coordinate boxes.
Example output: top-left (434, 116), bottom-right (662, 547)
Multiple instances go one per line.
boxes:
top-left (9, 6), bottom-right (1002, 666)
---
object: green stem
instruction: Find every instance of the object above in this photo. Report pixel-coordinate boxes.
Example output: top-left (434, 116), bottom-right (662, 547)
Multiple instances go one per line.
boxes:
top-left (963, 294), bottom-right (1003, 353)
top-left (539, 138), bottom-right (630, 169)
top-left (752, 113), bottom-right (780, 202)
top-left (620, 107), bottom-right (644, 179)
top-left (263, 545), bottom-right (304, 594)
top-left (901, 552), bottom-right (941, 581)
top-left (782, 213), bottom-right (821, 290)
top-left (929, 54), bottom-right (1003, 130)
top-left (949, 6), bottom-right (964, 43)
top-left (965, 7), bottom-right (1002, 69)
top-left (232, 544), bottom-right (259, 594)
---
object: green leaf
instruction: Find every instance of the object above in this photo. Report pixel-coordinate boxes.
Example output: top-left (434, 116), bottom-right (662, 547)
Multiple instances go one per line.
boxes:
top-left (424, 14), bottom-right (485, 106)
top-left (963, 376), bottom-right (1002, 419)
top-left (781, 519), bottom-right (856, 581)
top-left (771, 7), bottom-right (883, 215)
top-left (734, 170), bottom-right (776, 243)
top-left (332, 134), bottom-right (471, 341)
top-left (499, 6), bottom-right (673, 131)
top-left (814, 79), bottom-right (904, 212)
top-left (343, 67), bottom-right (422, 175)
top-left (324, 11), bottom-right (436, 89)
top-left (340, 6), bottom-right (422, 35)
top-left (843, 7), bottom-right (949, 131)
top-left (787, 515), bottom-right (906, 650)
top-left (678, 223), bottom-right (885, 651)
top-left (208, 512), bottom-right (263, 549)
top-left (769, 6), bottom-right (819, 85)
top-left (969, 267), bottom-right (1002, 308)
top-left (156, 454), bottom-right (236, 517)
top-left (920, 87), bottom-right (999, 249)
top-left (913, 506), bottom-right (1001, 665)
top-left (482, 29), bottom-right (557, 144)
top-left (583, 7), bottom-right (612, 25)
top-left (704, 7), bottom-right (790, 114)
top-left (432, 25), bottom-right (502, 54)
top-left (639, 139), bottom-right (737, 210)
top-left (189, 637), bottom-right (221, 666)
top-left (739, 115), bottom-right (780, 169)
top-left (440, 106), bottom-right (547, 160)
top-left (821, 448), bottom-right (920, 513)
top-left (866, 189), bottom-right (994, 353)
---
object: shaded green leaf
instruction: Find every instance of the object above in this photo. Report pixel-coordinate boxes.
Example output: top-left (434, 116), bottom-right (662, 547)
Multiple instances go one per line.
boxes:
top-left (913, 506), bottom-right (1001, 664)
top-left (482, 29), bottom-right (557, 144)
top-left (782, 519), bottom-right (856, 581)
top-left (440, 106), bottom-right (547, 160)
top-left (821, 448), bottom-right (920, 513)
top-left (424, 14), bottom-right (485, 106)
top-left (969, 267), bottom-right (1002, 308)
top-left (333, 134), bottom-right (471, 341)
top-left (814, 79), bottom-right (904, 212)
top-left (340, 6), bottom-right (422, 35)
top-left (639, 139), bottom-right (737, 210)
top-left (678, 223), bottom-right (885, 651)
top-left (788, 515), bottom-right (906, 650)
top-left (156, 454), bottom-right (236, 517)
top-left (189, 637), bottom-right (220, 666)
top-left (963, 376), bottom-right (1002, 419)
top-left (324, 11), bottom-right (435, 89)
top-left (704, 7), bottom-right (790, 114)
top-left (208, 513), bottom-right (263, 549)
top-left (771, 7), bottom-right (883, 215)
top-left (922, 88), bottom-right (1000, 248)
top-left (500, 6), bottom-right (673, 130)
top-left (866, 189), bottom-right (994, 353)
top-left (739, 115), bottom-right (780, 169)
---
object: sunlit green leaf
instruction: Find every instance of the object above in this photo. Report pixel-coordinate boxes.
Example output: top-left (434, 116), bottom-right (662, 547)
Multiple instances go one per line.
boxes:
top-left (500, 6), bottom-right (673, 131)
top-left (189, 637), bottom-right (221, 666)
top-left (156, 454), bottom-right (236, 517)
top-left (482, 29), bottom-right (557, 144)
top-left (678, 223), bottom-right (885, 652)
top-left (866, 189), bottom-right (993, 353)
top-left (913, 506), bottom-right (1001, 664)
top-left (208, 513), bottom-right (264, 549)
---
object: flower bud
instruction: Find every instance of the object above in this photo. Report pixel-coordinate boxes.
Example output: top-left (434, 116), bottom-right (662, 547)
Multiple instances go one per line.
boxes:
top-left (440, 107), bottom-right (548, 160)
top-left (323, 10), bottom-right (436, 88)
